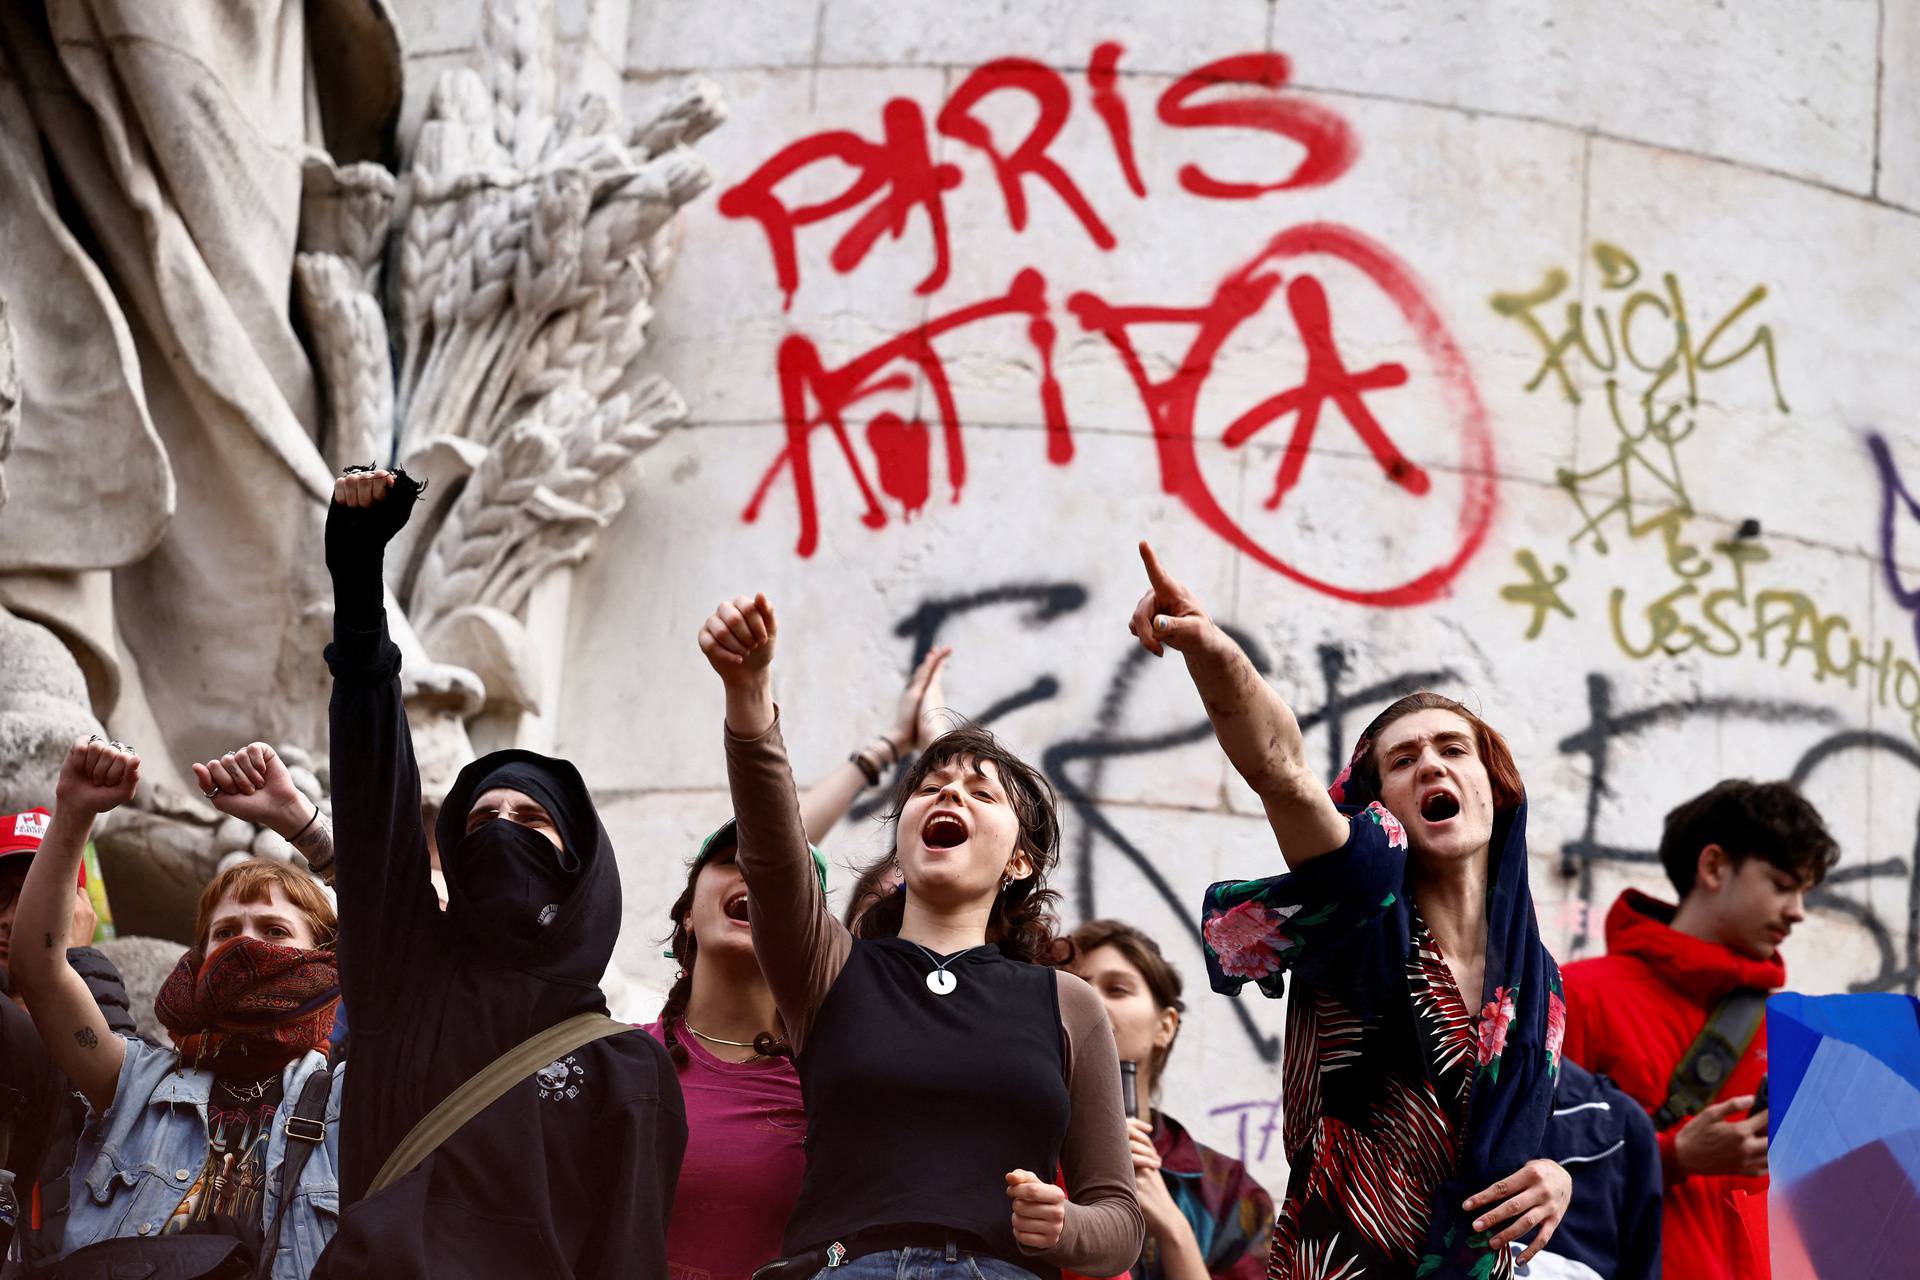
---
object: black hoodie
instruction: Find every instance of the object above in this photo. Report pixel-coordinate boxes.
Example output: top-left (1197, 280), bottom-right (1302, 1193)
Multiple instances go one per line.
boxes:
top-left (312, 598), bottom-right (685, 1279)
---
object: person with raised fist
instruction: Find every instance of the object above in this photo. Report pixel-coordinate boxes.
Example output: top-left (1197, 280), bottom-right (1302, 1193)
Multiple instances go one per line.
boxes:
top-left (8, 736), bottom-right (344, 1278)
top-left (645, 643), bottom-right (951, 1280)
top-left (309, 468), bottom-right (684, 1280)
top-left (1130, 543), bottom-right (1569, 1280)
top-left (1, 799), bottom-right (136, 1267)
top-left (191, 741), bottom-right (335, 877)
top-left (698, 593), bottom-right (1141, 1280)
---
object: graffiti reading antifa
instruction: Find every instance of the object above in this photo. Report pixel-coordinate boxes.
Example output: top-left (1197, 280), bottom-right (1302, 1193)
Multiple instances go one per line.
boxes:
top-left (722, 44), bottom-right (1496, 607)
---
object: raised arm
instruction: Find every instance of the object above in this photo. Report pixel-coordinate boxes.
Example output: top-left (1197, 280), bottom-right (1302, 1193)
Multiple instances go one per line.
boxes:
top-left (1128, 542), bottom-right (1347, 868)
top-left (190, 742), bottom-right (333, 877)
top-left (323, 468), bottom-right (440, 1029)
top-left (797, 645), bottom-right (951, 844)
top-left (699, 594), bottom-right (850, 1048)
top-left (9, 738), bottom-right (135, 1114)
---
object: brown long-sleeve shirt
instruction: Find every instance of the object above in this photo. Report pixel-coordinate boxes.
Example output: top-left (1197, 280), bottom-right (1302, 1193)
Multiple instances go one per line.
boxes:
top-left (725, 712), bottom-right (1144, 1275)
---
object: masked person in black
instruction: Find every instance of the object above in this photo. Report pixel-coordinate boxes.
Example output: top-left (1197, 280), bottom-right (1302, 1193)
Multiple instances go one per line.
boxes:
top-left (312, 467), bottom-right (686, 1280)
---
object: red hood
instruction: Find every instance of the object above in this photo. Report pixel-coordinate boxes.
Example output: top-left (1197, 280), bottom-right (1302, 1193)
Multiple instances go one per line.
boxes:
top-left (1605, 889), bottom-right (1787, 1005)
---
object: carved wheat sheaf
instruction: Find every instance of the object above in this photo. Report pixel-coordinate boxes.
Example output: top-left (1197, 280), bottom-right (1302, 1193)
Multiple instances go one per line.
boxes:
top-left (296, 0), bottom-right (723, 733)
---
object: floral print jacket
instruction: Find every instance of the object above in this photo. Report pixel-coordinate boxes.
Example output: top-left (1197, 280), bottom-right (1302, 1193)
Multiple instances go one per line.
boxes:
top-left (1201, 802), bottom-right (1563, 1280)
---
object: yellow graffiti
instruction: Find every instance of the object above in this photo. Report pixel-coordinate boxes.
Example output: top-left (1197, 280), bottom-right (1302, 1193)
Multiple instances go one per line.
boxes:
top-left (1489, 242), bottom-right (1918, 735)
top-left (1499, 550), bottom-right (1575, 640)
top-left (1490, 240), bottom-right (1790, 420)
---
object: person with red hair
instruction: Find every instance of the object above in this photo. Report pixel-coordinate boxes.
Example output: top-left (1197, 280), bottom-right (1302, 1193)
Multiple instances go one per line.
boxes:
top-left (8, 736), bottom-right (343, 1278)
top-left (1130, 544), bottom-right (1569, 1280)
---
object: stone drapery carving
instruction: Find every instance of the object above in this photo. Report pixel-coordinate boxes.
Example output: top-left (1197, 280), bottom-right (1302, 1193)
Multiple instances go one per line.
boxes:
top-left (0, 1), bottom-right (722, 935)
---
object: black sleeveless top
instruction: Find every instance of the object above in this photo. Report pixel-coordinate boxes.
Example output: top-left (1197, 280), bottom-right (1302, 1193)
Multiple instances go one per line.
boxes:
top-left (783, 936), bottom-right (1071, 1270)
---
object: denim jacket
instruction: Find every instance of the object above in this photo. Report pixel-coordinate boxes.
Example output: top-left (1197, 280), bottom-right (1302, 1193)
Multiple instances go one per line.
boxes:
top-left (45, 1037), bottom-right (343, 1279)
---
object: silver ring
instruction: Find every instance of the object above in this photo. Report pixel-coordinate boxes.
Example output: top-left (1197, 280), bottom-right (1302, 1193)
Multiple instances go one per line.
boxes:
top-left (109, 740), bottom-right (130, 752)
top-left (204, 787), bottom-right (221, 799)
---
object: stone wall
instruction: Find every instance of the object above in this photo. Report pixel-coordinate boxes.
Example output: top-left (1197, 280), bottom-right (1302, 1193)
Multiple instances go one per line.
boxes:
top-left (505, 0), bottom-right (1920, 1192)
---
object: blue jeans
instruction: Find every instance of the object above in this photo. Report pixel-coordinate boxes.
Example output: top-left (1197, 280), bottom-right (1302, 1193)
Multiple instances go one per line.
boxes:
top-left (813, 1246), bottom-right (1040, 1280)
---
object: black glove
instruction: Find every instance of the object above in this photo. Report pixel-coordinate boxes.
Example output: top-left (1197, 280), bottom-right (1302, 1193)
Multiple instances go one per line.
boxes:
top-left (325, 466), bottom-right (424, 628)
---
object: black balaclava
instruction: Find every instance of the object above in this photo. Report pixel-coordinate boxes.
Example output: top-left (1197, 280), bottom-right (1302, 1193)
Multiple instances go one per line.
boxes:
top-left (436, 750), bottom-right (620, 986)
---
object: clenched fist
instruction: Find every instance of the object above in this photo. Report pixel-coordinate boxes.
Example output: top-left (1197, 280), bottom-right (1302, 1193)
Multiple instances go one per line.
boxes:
top-left (1004, 1169), bottom-right (1067, 1252)
top-left (325, 466), bottom-right (423, 574)
top-left (698, 594), bottom-right (777, 684)
top-left (191, 742), bottom-right (313, 838)
top-left (55, 736), bottom-right (141, 819)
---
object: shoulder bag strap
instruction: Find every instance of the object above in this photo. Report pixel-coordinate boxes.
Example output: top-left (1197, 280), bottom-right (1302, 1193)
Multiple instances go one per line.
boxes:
top-left (252, 1065), bottom-right (333, 1280)
top-left (367, 1013), bottom-right (628, 1199)
top-left (1654, 987), bottom-right (1767, 1130)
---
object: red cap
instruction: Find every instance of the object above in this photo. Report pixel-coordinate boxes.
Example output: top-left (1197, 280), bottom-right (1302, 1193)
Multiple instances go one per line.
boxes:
top-left (0, 807), bottom-right (52, 860)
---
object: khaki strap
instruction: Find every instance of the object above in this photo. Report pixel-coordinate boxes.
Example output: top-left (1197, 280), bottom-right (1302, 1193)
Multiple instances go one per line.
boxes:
top-left (1654, 987), bottom-right (1767, 1130)
top-left (368, 1012), bottom-right (628, 1196)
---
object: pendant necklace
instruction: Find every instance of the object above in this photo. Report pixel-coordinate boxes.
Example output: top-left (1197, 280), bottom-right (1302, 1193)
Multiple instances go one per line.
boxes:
top-left (909, 941), bottom-right (983, 996)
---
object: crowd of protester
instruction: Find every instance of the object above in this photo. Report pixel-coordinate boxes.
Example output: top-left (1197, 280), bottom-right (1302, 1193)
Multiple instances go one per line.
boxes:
top-left (0, 467), bottom-right (1841, 1279)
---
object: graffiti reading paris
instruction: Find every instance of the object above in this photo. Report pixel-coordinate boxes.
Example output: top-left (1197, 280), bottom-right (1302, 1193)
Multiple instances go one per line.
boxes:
top-left (722, 44), bottom-right (1496, 607)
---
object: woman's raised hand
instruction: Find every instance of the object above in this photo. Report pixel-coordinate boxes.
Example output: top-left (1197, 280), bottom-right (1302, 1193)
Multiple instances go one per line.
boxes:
top-left (54, 736), bottom-right (141, 818)
top-left (894, 645), bottom-right (952, 750)
top-left (191, 742), bottom-right (312, 837)
top-left (1128, 542), bottom-right (1216, 658)
top-left (699, 593), bottom-right (778, 681)
top-left (1463, 1157), bottom-right (1573, 1263)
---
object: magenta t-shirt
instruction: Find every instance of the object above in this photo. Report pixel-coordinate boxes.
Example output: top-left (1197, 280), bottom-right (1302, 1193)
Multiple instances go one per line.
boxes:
top-left (643, 1019), bottom-right (807, 1279)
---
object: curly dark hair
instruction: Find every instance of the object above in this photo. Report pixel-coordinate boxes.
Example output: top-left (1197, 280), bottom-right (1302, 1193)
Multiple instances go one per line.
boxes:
top-left (659, 828), bottom-right (791, 1067)
top-left (853, 722), bottom-right (1069, 966)
top-left (1658, 779), bottom-right (1839, 897)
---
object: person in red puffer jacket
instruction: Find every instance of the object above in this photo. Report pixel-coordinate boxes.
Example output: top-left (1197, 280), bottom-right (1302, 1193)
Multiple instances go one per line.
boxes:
top-left (1561, 779), bottom-right (1839, 1280)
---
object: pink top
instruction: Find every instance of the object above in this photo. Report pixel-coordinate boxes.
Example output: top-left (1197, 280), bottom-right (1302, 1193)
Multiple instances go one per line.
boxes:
top-left (643, 1019), bottom-right (807, 1279)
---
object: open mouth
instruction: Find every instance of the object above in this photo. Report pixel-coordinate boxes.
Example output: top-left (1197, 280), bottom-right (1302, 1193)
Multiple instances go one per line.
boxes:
top-left (722, 890), bottom-right (751, 923)
top-left (1419, 789), bottom-right (1461, 823)
top-left (921, 811), bottom-right (969, 849)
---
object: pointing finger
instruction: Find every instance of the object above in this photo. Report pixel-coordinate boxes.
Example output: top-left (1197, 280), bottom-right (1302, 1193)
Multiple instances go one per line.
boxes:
top-left (1138, 540), bottom-right (1178, 596)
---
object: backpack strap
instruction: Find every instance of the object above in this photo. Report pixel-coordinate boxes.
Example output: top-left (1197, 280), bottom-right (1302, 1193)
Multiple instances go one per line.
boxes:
top-left (253, 1065), bottom-right (333, 1280)
top-left (367, 1013), bottom-right (628, 1199)
top-left (1654, 987), bottom-right (1767, 1130)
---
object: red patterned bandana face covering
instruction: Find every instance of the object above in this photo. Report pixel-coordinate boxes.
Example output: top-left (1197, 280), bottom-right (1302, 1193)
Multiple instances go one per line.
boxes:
top-left (155, 936), bottom-right (341, 1078)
